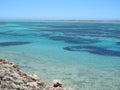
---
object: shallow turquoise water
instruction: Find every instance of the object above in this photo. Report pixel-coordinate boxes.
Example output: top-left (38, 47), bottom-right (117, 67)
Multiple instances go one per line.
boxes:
top-left (0, 22), bottom-right (120, 90)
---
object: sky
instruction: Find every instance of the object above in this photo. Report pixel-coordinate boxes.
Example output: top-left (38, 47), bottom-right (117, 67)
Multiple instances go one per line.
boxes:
top-left (0, 0), bottom-right (120, 20)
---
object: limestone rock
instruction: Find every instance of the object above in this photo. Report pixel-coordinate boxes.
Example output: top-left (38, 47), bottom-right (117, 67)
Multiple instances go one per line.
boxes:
top-left (53, 79), bottom-right (62, 87)
top-left (0, 59), bottom-right (73, 90)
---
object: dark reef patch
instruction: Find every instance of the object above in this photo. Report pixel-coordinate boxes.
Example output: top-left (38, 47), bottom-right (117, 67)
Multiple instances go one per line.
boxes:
top-left (46, 36), bottom-right (100, 44)
top-left (39, 33), bottom-right (52, 37)
top-left (47, 25), bottom-right (81, 28)
top-left (65, 38), bottom-right (100, 44)
top-left (0, 31), bottom-right (13, 35)
top-left (0, 31), bottom-right (27, 36)
top-left (48, 36), bottom-right (72, 41)
top-left (8, 33), bottom-right (27, 36)
top-left (0, 32), bottom-right (7, 35)
top-left (116, 42), bottom-right (120, 45)
top-left (64, 46), bottom-right (120, 57)
top-left (0, 41), bottom-right (31, 46)
top-left (30, 27), bottom-right (120, 39)
top-left (0, 22), bottom-right (8, 25)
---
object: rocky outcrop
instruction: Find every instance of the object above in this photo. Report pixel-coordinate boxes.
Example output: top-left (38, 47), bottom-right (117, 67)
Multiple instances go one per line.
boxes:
top-left (0, 59), bottom-right (73, 90)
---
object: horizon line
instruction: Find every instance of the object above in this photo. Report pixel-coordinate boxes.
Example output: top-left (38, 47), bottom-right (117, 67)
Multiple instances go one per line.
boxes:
top-left (0, 19), bottom-right (120, 22)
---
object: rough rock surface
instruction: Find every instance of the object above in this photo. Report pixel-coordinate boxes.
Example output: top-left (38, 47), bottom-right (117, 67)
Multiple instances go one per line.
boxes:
top-left (0, 59), bottom-right (73, 90)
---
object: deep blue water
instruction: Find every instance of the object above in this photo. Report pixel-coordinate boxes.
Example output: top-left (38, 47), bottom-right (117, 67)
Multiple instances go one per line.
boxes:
top-left (0, 21), bottom-right (120, 90)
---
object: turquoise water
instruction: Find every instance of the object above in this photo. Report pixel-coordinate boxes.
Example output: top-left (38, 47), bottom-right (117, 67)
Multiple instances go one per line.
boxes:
top-left (0, 22), bottom-right (120, 90)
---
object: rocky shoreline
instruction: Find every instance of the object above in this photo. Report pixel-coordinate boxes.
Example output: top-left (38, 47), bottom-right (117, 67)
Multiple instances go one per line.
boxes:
top-left (0, 59), bottom-right (73, 90)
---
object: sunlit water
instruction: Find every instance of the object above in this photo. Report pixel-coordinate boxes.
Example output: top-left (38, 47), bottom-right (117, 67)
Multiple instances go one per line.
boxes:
top-left (0, 22), bottom-right (120, 90)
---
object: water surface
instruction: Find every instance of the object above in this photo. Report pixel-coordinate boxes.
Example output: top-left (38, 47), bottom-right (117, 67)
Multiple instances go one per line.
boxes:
top-left (0, 21), bottom-right (120, 90)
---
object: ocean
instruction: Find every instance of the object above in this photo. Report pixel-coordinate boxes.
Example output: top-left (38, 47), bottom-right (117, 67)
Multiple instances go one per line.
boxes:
top-left (0, 21), bottom-right (120, 90)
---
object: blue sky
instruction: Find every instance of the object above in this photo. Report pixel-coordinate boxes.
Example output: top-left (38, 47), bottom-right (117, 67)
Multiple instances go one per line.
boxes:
top-left (0, 0), bottom-right (120, 20)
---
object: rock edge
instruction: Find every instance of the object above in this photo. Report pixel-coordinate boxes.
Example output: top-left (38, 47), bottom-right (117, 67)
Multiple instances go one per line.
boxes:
top-left (0, 59), bottom-right (73, 90)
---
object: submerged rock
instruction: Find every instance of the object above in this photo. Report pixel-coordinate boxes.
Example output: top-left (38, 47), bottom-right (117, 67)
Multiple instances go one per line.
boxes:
top-left (0, 59), bottom-right (73, 90)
